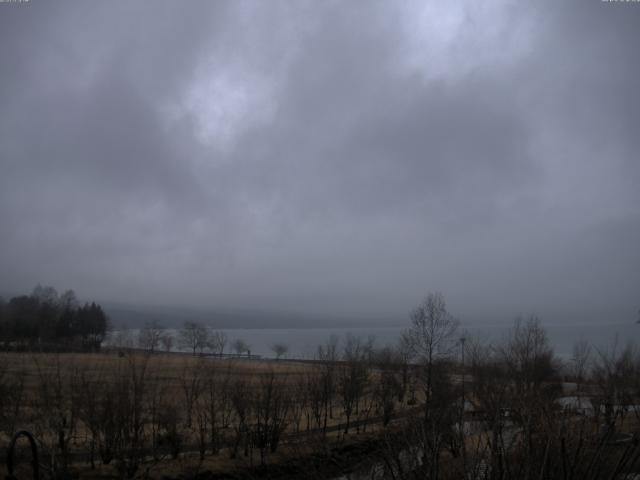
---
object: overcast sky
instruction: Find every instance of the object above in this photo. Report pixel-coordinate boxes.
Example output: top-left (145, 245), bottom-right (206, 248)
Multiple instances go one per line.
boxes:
top-left (1, 0), bottom-right (638, 325)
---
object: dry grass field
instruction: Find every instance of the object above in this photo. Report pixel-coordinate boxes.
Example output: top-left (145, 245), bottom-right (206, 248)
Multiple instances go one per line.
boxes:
top-left (6, 317), bottom-right (632, 480)
top-left (0, 350), bottom-right (412, 479)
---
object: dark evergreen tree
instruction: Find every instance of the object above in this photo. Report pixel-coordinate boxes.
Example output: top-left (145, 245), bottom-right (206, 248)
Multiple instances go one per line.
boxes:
top-left (0, 286), bottom-right (109, 351)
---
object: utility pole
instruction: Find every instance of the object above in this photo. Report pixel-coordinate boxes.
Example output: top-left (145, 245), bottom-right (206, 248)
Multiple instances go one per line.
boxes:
top-left (460, 335), bottom-right (466, 406)
top-left (460, 335), bottom-right (467, 476)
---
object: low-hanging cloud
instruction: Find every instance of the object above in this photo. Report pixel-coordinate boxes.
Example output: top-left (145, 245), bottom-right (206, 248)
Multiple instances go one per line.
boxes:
top-left (1, 0), bottom-right (638, 324)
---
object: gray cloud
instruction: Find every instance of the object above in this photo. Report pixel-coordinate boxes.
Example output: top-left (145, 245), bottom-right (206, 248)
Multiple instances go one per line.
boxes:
top-left (1, 0), bottom-right (639, 324)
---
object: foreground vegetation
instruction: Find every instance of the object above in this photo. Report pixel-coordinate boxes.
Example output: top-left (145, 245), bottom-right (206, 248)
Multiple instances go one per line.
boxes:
top-left (1, 292), bottom-right (640, 479)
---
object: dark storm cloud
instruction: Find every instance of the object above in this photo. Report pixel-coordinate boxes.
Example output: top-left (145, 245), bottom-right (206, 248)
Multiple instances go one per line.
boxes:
top-left (1, 0), bottom-right (638, 323)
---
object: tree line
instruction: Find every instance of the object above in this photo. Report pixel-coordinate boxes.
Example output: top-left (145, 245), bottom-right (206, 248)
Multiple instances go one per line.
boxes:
top-left (0, 285), bottom-right (109, 351)
top-left (114, 320), bottom-right (287, 359)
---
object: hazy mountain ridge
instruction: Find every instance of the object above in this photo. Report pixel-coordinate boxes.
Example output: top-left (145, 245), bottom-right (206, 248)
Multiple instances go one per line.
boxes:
top-left (101, 302), bottom-right (395, 330)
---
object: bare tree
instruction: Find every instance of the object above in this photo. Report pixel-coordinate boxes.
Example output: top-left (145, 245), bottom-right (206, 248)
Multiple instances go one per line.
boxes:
top-left (160, 333), bottom-right (174, 353)
top-left (76, 352), bottom-right (150, 477)
top-left (76, 364), bottom-right (104, 469)
top-left (499, 316), bottom-right (560, 478)
top-left (570, 338), bottom-right (592, 388)
top-left (201, 363), bottom-right (232, 455)
top-left (111, 329), bottom-right (134, 350)
top-left (288, 377), bottom-right (308, 434)
top-left (251, 370), bottom-right (291, 464)
top-left (144, 367), bottom-right (168, 462)
top-left (229, 376), bottom-right (251, 459)
top-left (31, 354), bottom-right (79, 472)
top-left (180, 359), bottom-right (205, 429)
top-left (138, 320), bottom-right (164, 353)
top-left (405, 292), bottom-right (458, 404)
top-left (317, 334), bottom-right (339, 362)
top-left (338, 334), bottom-right (370, 434)
top-left (0, 354), bottom-right (24, 441)
top-left (395, 334), bottom-right (413, 403)
top-left (402, 292), bottom-right (459, 478)
top-left (232, 338), bottom-right (250, 357)
top-left (372, 347), bottom-right (402, 426)
top-left (179, 321), bottom-right (209, 355)
top-left (271, 343), bottom-right (289, 360)
top-left (592, 340), bottom-right (639, 430)
top-left (118, 353), bottom-right (151, 478)
top-left (317, 335), bottom-right (339, 422)
top-left (500, 316), bottom-right (557, 396)
top-left (208, 330), bottom-right (227, 356)
top-left (467, 337), bottom-right (513, 478)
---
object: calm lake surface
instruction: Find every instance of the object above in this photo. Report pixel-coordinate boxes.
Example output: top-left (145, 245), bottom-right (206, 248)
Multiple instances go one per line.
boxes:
top-left (117, 321), bottom-right (640, 359)
top-left (215, 322), bottom-right (639, 359)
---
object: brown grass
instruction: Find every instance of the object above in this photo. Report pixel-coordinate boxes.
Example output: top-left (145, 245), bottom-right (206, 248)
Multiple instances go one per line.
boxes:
top-left (0, 351), bottom-right (408, 479)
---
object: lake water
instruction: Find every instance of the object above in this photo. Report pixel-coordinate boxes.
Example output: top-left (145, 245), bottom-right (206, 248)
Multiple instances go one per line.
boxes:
top-left (112, 321), bottom-right (640, 359)
top-left (218, 322), bottom-right (639, 359)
